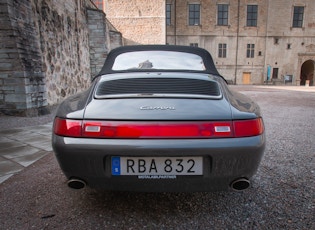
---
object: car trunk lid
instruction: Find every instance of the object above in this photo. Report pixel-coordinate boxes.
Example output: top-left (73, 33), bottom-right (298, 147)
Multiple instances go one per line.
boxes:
top-left (84, 73), bottom-right (232, 121)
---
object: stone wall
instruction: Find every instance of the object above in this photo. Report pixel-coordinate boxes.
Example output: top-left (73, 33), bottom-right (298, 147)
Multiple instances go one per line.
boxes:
top-left (0, 0), bottom-right (47, 115)
top-left (88, 8), bottom-right (109, 76)
top-left (35, 0), bottom-right (94, 108)
top-left (0, 0), bottom-right (122, 116)
top-left (87, 8), bottom-right (122, 76)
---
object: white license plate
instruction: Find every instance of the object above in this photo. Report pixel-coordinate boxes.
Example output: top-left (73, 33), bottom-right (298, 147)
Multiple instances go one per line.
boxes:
top-left (111, 156), bottom-right (203, 176)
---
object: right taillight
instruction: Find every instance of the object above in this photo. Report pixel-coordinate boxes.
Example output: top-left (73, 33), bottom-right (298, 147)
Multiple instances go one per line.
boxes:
top-left (233, 118), bottom-right (264, 137)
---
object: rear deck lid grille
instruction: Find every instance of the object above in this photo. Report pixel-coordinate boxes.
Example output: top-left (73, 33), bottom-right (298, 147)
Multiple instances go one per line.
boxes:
top-left (95, 77), bottom-right (221, 99)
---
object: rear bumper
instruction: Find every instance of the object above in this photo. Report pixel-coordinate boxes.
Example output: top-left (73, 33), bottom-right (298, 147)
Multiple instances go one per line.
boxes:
top-left (52, 135), bottom-right (265, 192)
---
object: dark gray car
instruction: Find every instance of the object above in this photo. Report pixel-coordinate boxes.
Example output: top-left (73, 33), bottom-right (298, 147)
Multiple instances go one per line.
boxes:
top-left (52, 45), bottom-right (265, 192)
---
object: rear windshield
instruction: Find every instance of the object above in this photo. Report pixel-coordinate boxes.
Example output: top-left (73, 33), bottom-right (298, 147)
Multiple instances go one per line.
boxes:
top-left (112, 51), bottom-right (206, 71)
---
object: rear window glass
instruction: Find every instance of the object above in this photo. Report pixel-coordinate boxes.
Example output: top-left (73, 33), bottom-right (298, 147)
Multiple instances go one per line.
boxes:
top-left (112, 51), bottom-right (206, 71)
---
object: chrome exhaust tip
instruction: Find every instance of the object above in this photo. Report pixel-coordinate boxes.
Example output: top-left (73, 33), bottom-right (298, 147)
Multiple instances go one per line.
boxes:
top-left (230, 178), bottom-right (250, 191)
top-left (67, 178), bottom-right (86, 189)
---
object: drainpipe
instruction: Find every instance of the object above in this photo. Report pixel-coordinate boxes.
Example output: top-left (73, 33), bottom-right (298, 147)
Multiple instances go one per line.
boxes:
top-left (263, 0), bottom-right (270, 84)
top-left (234, 0), bottom-right (240, 84)
top-left (174, 0), bottom-right (177, 45)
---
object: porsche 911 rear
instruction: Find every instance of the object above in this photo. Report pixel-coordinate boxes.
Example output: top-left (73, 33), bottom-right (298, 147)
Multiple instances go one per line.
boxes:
top-left (52, 72), bottom-right (265, 192)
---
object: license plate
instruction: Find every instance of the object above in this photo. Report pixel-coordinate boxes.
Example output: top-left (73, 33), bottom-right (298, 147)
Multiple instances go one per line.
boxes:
top-left (112, 156), bottom-right (203, 176)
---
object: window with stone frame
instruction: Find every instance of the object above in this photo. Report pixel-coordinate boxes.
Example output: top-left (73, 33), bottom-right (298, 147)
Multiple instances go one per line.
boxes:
top-left (247, 5), bottom-right (258, 27)
top-left (218, 43), bottom-right (227, 58)
top-left (189, 4), bottom-right (201, 26)
top-left (217, 4), bottom-right (229, 26)
top-left (246, 44), bottom-right (255, 58)
top-left (190, 43), bottom-right (199, 47)
top-left (166, 4), bottom-right (172, 26)
top-left (292, 6), bottom-right (304, 28)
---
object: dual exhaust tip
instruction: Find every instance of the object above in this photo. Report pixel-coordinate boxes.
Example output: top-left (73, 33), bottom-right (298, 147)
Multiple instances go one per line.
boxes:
top-left (230, 178), bottom-right (250, 191)
top-left (67, 177), bottom-right (250, 191)
top-left (67, 178), bottom-right (86, 190)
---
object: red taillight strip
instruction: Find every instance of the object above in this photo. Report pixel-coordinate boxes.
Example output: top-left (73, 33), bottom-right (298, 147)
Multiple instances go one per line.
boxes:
top-left (54, 118), bottom-right (264, 139)
top-left (53, 118), bottom-right (82, 137)
top-left (233, 118), bottom-right (264, 137)
top-left (82, 121), bottom-right (233, 138)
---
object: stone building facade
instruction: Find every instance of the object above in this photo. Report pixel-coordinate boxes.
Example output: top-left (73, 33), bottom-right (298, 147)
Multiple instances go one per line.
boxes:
top-left (0, 0), bottom-right (122, 116)
top-left (99, 0), bottom-right (315, 85)
top-left (166, 0), bottom-right (315, 85)
top-left (103, 0), bottom-right (165, 45)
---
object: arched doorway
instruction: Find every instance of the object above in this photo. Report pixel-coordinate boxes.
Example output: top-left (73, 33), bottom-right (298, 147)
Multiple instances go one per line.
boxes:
top-left (300, 60), bottom-right (315, 86)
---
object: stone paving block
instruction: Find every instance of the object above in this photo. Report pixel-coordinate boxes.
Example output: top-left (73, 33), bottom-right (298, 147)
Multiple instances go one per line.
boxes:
top-left (0, 136), bottom-right (11, 142)
top-left (30, 124), bottom-right (53, 136)
top-left (28, 139), bottom-right (52, 152)
top-left (0, 174), bottom-right (13, 184)
top-left (2, 145), bottom-right (41, 159)
top-left (0, 129), bottom-right (33, 139)
top-left (0, 138), bottom-right (26, 151)
top-left (11, 150), bottom-right (49, 167)
top-left (0, 156), bottom-right (23, 175)
top-left (21, 123), bottom-right (52, 131)
top-left (10, 133), bottom-right (50, 144)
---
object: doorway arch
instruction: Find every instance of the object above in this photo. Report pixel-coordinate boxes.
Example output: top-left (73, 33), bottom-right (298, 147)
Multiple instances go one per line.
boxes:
top-left (300, 60), bottom-right (315, 86)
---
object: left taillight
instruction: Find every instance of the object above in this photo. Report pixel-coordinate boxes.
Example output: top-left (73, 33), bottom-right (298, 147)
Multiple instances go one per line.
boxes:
top-left (233, 118), bottom-right (264, 137)
top-left (53, 118), bottom-right (82, 137)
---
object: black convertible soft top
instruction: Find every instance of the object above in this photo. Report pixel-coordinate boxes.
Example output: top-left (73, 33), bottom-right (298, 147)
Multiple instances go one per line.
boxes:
top-left (96, 45), bottom-right (222, 80)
